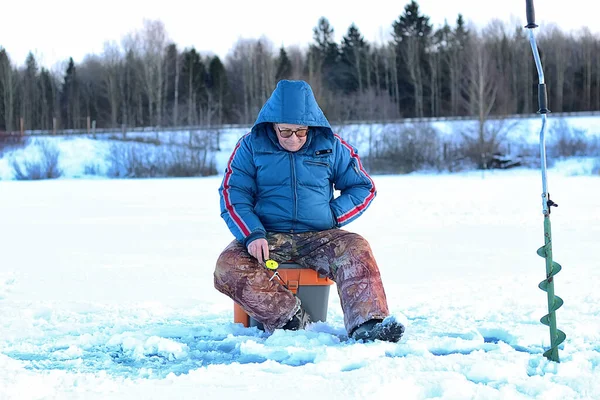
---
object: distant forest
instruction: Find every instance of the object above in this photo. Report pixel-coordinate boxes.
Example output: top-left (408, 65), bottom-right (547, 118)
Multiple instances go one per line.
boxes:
top-left (1, 0), bottom-right (599, 132)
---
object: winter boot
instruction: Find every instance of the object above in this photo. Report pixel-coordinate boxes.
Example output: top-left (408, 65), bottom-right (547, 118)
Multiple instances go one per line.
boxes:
top-left (351, 317), bottom-right (405, 343)
top-left (281, 306), bottom-right (311, 331)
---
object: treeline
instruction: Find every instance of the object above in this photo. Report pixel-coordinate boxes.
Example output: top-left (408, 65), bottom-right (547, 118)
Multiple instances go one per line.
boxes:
top-left (1, 0), bottom-right (599, 132)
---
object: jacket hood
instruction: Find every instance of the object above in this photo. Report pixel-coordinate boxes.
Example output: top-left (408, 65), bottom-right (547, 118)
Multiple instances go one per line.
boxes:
top-left (252, 80), bottom-right (332, 133)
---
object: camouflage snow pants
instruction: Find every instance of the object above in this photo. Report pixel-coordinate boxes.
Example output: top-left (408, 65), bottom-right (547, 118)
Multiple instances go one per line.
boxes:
top-left (214, 229), bottom-right (390, 333)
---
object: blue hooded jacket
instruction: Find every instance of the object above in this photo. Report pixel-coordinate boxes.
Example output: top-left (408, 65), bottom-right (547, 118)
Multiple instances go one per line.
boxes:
top-left (219, 80), bottom-right (376, 246)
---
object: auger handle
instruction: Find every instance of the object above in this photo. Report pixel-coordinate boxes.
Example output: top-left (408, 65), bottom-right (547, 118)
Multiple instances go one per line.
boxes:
top-left (525, 0), bottom-right (538, 28)
top-left (525, 0), bottom-right (549, 113)
top-left (537, 84), bottom-right (549, 114)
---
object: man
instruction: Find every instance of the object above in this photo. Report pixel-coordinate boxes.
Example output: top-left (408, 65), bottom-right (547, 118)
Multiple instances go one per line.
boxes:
top-left (214, 80), bottom-right (404, 342)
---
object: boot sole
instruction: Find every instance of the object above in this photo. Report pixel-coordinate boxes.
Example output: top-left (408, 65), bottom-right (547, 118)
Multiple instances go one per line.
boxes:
top-left (353, 321), bottom-right (405, 343)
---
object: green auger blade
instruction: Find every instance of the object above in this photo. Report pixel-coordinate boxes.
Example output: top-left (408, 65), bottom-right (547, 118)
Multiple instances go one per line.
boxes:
top-left (537, 239), bottom-right (566, 362)
top-left (543, 330), bottom-right (567, 360)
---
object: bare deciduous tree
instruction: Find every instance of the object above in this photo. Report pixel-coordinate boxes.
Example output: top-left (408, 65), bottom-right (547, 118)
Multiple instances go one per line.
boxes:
top-left (227, 39), bottom-right (254, 123)
top-left (401, 35), bottom-right (426, 117)
top-left (101, 41), bottom-right (122, 128)
top-left (227, 37), bottom-right (276, 124)
top-left (386, 45), bottom-right (399, 113)
top-left (539, 25), bottom-right (571, 112)
top-left (510, 26), bottom-right (532, 114)
top-left (464, 34), bottom-right (504, 168)
top-left (140, 19), bottom-right (168, 128)
top-left (174, 50), bottom-right (180, 125)
top-left (286, 45), bottom-right (305, 80)
top-left (579, 27), bottom-right (595, 111)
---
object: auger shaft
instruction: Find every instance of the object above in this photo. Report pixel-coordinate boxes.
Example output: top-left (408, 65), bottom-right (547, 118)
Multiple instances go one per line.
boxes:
top-left (525, 0), bottom-right (565, 362)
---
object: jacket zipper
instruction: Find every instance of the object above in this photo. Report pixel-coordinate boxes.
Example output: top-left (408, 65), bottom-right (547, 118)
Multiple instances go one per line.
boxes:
top-left (352, 161), bottom-right (368, 183)
top-left (290, 153), bottom-right (298, 232)
top-left (305, 160), bottom-right (329, 167)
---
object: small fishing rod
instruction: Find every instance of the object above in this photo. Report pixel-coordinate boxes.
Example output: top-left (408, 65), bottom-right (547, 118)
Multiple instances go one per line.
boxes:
top-left (525, 0), bottom-right (566, 363)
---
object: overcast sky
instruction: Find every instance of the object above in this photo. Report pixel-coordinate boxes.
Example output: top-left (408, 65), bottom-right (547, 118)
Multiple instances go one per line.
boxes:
top-left (1, 0), bottom-right (594, 69)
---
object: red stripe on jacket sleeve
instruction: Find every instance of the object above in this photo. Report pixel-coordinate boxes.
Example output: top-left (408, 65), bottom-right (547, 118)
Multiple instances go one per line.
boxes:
top-left (222, 137), bottom-right (252, 237)
top-left (334, 134), bottom-right (376, 224)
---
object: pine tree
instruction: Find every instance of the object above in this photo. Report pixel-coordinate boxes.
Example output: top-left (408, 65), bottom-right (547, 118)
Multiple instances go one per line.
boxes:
top-left (431, 22), bottom-right (452, 116)
top-left (308, 17), bottom-right (340, 92)
top-left (207, 56), bottom-right (231, 125)
top-left (22, 52), bottom-right (39, 130)
top-left (275, 47), bottom-right (292, 81)
top-left (60, 58), bottom-right (81, 129)
top-left (164, 43), bottom-right (179, 126)
top-left (392, 0), bottom-right (433, 117)
top-left (179, 48), bottom-right (207, 125)
top-left (448, 14), bottom-right (470, 116)
top-left (122, 49), bottom-right (142, 127)
top-left (0, 48), bottom-right (14, 131)
top-left (340, 23), bottom-right (370, 93)
top-left (39, 68), bottom-right (57, 130)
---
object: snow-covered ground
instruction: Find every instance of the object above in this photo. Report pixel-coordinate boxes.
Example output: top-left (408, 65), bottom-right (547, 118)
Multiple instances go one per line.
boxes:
top-left (1, 168), bottom-right (599, 399)
top-left (0, 117), bottom-right (599, 399)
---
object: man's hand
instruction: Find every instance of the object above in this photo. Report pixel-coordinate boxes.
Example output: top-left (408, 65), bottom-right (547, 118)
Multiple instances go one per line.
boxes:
top-left (247, 238), bottom-right (269, 264)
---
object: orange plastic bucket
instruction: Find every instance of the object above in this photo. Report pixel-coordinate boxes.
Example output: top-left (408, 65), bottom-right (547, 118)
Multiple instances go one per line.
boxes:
top-left (233, 266), bottom-right (334, 327)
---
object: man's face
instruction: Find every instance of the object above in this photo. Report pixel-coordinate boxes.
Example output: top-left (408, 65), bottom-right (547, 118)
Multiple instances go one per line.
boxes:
top-left (273, 123), bottom-right (308, 152)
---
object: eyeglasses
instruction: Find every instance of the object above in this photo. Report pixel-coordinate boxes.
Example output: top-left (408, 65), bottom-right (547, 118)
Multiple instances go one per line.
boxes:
top-left (276, 126), bottom-right (309, 138)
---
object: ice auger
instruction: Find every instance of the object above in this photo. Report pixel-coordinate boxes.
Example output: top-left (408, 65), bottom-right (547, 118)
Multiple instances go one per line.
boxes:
top-left (525, 0), bottom-right (566, 362)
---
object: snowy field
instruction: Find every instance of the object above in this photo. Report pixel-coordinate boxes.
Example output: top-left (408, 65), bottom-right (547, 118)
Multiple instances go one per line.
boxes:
top-left (1, 165), bottom-right (599, 399)
top-left (1, 113), bottom-right (599, 182)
